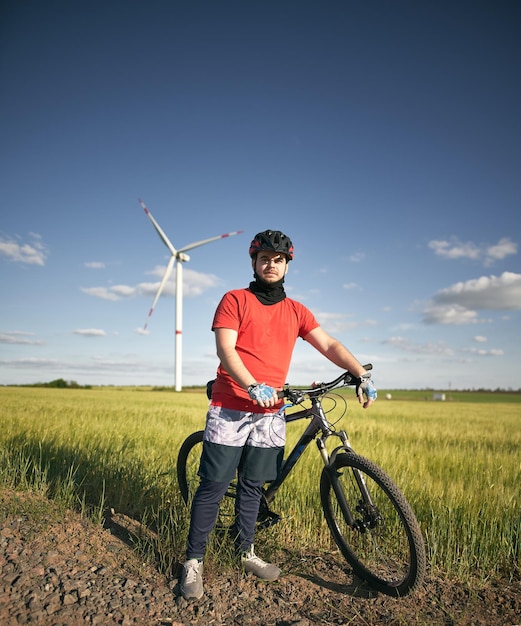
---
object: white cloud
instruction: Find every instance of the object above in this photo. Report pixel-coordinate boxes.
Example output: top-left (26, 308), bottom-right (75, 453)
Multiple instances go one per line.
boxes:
top-left (428, 237), bottom-right (517, 266)
top-left (423, 304), bottom-right (481, 325)
top-left (433, 272), bottom-right (521, 310)
top-left (0, 357), bottom-right (59, 369)
top-left (343, 282), bottom-right (360, 290)
top-left (382, 337), bottom-right (504, 360)
top-left (111, 285), bottom-right (137, 298)
top-left (473, 335), bottom-right (487, 343)
top-left (0, 355), bottom-right (168, 379)
top-left (382, 336), bottom-right (455, 356)
top-left (80, 287), bottom-right (121, 301)
top-left (84, 261), bottom-right (106, 269)
top-left (349, 252), bottom-right (365, 263)
top-left (463, 347), bottom-right (504, 357)
top-left (314, 311), bottom-right (359, 334)
top-left (0, 331), bottom-right (45, 345)
top-left (0, 233), bottom-right (48, 265)
top-left (132, 282), bottom-right (158, 298)
top-left (74, 329), bottom-right (107, 337)
top-left (146, 266), bottom-right (222, 297)
top-left (423, 272), bottom-right (521, 325)
top-left (485, 238), bottom-right (518, 263)
top-left (146, 265), bottom-right (170, 278)
top-left (314, 312), bottom-right (377, 334)
top-left (428, 238), bottom-right (480, 261)
top-left (82, 267), bottom-right (222, 301)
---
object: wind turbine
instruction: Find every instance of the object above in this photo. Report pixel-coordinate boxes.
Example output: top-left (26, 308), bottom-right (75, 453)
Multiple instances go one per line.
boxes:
top-left (139, 198), bottom-right (243, 391)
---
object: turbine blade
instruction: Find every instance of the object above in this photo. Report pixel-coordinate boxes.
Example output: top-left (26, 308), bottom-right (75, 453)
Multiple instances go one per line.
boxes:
top-left (179, 230), bottom-right (244, 254)
top-left (139, 198), bottom-right (178, 256)
top-left (144, 255), bottom-right (176, 329)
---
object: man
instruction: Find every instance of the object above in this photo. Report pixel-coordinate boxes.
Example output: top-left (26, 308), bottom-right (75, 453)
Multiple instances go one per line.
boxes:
top-left (180, 230), bottom-right (377, 600)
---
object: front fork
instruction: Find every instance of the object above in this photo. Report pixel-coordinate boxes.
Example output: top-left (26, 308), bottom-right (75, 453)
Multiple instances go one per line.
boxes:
top-left (318, 430), bottom-right (375, 530)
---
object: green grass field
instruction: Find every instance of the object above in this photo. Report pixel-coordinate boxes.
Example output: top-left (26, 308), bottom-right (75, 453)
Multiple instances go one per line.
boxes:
top-left (0, 386), bottom-right (519, 582)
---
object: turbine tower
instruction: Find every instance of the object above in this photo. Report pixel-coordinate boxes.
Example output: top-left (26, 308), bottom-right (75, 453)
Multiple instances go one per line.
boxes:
top-left (139, 198), bottom-right (243, 391)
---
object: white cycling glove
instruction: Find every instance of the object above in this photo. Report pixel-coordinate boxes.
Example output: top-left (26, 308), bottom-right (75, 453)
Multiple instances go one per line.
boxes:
top-left (248, 383), bottom-right (276, 403)
top-left (356, 373), bottom-right (377, 402)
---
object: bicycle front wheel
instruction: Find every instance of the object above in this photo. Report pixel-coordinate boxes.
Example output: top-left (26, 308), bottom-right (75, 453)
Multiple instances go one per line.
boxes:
top-left (320, 452), bottom-right (426, 597)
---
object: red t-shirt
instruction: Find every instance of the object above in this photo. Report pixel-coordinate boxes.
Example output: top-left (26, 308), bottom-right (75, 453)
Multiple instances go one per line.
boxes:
top-left (210, 288), bottom-right (320, 412)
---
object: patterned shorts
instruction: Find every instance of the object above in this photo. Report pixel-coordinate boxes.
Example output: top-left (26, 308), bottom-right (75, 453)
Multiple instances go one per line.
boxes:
top-left (199, 404), bottom-right (286, 483)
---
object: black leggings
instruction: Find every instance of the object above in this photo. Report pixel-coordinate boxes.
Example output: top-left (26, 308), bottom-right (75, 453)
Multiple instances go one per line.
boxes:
top-left (186, 475), bottom-right (263, 560)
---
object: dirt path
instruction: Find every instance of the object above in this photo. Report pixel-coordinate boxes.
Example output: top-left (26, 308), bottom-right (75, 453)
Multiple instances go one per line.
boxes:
top-left (0, 491), bottom-right (519, 625)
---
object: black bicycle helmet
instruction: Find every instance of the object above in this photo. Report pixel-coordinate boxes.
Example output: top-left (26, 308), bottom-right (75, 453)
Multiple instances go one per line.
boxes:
top-left (249, 230), bottom-right (294, 260)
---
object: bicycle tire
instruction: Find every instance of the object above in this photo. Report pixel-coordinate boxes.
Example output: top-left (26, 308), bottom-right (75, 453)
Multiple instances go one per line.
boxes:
top-left (176, 430), bottom-right (238, 529)
top-left (320, 452), bottom-right (426, 597)
top-left (177, 430), bottom-right (205, 505)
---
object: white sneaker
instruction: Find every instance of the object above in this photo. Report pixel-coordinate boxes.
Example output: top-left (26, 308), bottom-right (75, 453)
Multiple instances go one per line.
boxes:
top-left (180, 559), bottom-right (204, 599)
top-left (241, 545), bottom-right (281, 581)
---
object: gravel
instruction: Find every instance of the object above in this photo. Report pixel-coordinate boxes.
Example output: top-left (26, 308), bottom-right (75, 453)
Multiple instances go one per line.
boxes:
top-left (1, 491), bottom-right (519, 625)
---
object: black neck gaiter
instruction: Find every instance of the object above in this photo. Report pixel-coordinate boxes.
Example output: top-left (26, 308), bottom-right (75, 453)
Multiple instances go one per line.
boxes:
top-left (248, 275), bottom-right (286, 305)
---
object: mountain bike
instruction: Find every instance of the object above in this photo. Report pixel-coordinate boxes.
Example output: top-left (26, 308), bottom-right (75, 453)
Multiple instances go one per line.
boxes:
top-left (177, 366), bottom-right (426, 597)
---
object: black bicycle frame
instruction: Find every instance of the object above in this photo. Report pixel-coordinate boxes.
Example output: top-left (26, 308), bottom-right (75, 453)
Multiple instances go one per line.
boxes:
top-left (263, 407), bottom-right (319, 505)
top-left (260, 392), bottom-right (374, 531)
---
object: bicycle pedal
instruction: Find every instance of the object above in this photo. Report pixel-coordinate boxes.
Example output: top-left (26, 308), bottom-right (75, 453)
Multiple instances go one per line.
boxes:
top-left (257, 511), bottom-right (281, 529)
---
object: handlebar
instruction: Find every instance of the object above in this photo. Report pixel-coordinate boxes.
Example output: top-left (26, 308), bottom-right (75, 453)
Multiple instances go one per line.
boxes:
top-left (205, 364), bottom-right (372, 403)
top-left (282, 364), bottom-right (372, 405)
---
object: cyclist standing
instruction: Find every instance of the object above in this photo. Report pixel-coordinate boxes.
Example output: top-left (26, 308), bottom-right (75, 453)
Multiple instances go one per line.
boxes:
top-left (180, 229), bottom-right (377, 600)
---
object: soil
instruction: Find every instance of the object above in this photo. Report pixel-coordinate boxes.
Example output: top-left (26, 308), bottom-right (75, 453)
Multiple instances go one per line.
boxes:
top-left (1, 490), bottom-right (519, 626)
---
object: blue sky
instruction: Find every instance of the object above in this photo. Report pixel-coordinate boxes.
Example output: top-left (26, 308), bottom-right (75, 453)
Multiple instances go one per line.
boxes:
top-left (1, 0), bottom-right (520, 390)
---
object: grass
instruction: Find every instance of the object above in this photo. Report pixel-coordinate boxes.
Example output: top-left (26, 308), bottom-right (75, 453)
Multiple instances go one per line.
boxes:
top-left (0, 385), bottom-right (519, 582)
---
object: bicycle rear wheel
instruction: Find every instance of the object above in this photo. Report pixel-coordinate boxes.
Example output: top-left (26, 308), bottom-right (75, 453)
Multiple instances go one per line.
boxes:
top-left (176, 430), bottom-right (237, 530)
top-left (320, 452), bottom-right (426, 596)
top-left (177, 430), bottom-right (205, 505)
